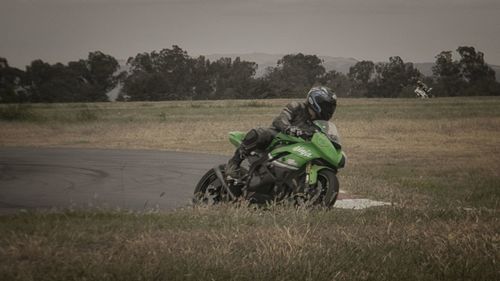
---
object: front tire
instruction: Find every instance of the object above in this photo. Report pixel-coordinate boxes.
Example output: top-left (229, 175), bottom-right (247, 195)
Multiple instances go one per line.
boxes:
top-left (305, 169), bottom-right (339, 208)
top-left (193, 165), bottom-right (230, 205)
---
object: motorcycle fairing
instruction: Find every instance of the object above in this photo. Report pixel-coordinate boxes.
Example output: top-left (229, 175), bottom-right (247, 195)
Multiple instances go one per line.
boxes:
top-left (228, 129), bottom-right (344, 185)
top-left (270, 132), bottom-right (342, 168)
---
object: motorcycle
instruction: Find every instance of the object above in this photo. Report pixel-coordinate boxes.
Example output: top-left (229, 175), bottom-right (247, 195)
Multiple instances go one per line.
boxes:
top-left (415, 87), bottom-right (433, 99)
top-left (193, 120), bottom-right (346, 207)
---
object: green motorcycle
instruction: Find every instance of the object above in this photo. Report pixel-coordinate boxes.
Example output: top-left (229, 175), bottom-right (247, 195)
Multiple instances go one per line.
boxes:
top-left (194, 120), bottom-right (346, 207)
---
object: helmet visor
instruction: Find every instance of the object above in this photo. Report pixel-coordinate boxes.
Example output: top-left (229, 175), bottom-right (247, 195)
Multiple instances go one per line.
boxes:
top-left (318, 100), bottom-right (336, 120)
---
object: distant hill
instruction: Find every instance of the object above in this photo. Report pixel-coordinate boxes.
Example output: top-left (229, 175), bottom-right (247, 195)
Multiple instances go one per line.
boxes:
top-left (321, 56), bottom-right (359, 74)
top-left (413, 63), bottom-right (434, 77)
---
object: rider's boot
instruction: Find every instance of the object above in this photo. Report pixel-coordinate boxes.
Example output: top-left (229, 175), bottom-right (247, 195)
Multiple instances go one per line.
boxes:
top-left (225, 147), bottom-right (247, 179)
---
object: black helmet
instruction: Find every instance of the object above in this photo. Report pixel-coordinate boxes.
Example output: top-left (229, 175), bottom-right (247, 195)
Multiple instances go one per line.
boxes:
top-left (307, 86), bottom-right (337, 120)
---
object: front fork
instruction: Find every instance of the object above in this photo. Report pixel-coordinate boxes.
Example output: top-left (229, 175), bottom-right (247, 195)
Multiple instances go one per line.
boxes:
top-left (212, 165), bottom-right (237, 200)
top-left (306, 163), bottom-right (336, 185)
top-left (305, 162), bottom-right (312, 186)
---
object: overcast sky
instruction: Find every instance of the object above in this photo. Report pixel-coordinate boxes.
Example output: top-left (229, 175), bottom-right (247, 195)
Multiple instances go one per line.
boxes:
top-left (1, 0), bottom-right (500, 68)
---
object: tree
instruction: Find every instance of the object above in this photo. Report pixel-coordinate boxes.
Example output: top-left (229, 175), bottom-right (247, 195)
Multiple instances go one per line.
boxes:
top-left (87, 51), bottom-right (120, 94)
top-left (27, 61), bottom-right (84, 102)
top-left (456, 46), bottom-right (499, 96)
top-left (209, 57), bottom-right (257, 99)
top-left (348, 60), bottom-right (375, 84)
top-left (25, 51), bottom-right (119, 102)
top-left (154, 46), bottom-right (193, 99)
top-left (457, 46), bottom-right (495, 84)
top-left (432, 51), bottom-right (464, 96)
top-left (320, 70), bottom-right (352, 97)
top-left (190, 56), bottom-right (214, 100)
top-left (431, 47), bottom-right (500, 96)
top-left (347, 61), bottom-right (375, 97)
top-left (122, 45), bottom-right (195, 101)
top-left (0, 58), bottom-right (30, 103)
top-left (371, 56), bottom-right (421, 97)
top-left (209, 57), bottom-right (235, 99)
top-left (264, 53), bottom-right (325, 98)
top-left (121, 47), bottom-right (260, 101)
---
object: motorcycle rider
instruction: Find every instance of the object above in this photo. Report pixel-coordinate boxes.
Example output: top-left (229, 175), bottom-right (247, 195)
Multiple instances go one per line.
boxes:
top-left (415, 80), bottom-right (430, 98)
top-left (225, 86), bottom-right (337, 179)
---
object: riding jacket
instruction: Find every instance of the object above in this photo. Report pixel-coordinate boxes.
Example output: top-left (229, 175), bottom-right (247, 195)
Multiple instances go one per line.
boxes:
top-left (271, 101), bottom-right (317, 133)
top-left (239, 101), bottom-right (318, 153)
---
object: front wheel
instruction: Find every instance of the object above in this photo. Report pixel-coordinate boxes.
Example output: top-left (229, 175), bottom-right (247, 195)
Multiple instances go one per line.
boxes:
top-left (193, 165), bottom-right (230, 205)
top-left (305, 169), bottom-right (339, 208)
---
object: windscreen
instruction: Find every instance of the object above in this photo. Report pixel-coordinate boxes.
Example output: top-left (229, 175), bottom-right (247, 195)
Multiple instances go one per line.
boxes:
top-left (313, 120), bottom-right (341, 145)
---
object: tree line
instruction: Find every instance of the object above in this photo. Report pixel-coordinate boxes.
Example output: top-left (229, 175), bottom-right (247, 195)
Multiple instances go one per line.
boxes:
top-left (1, 45), bottom-right (499, 103)
top-left (0, 52), bottom-right (120, 103)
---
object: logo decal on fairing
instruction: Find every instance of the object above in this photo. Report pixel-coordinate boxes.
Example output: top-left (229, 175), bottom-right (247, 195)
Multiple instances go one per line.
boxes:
top-left (292, 146), bottom-right (313, 158)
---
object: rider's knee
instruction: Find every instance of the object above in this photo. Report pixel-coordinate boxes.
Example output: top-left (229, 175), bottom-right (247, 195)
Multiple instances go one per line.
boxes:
top-left (242, 128), bottom-right (274, 151)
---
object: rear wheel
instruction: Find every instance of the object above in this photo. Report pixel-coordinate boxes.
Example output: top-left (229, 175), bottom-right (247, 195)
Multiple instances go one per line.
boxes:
top-left (193, 165), bottom-right (230, 205)
top-left (305, 169), bottom-right (339, 208)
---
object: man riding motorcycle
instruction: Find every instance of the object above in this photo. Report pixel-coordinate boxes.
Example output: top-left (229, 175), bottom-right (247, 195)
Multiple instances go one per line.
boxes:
top-left (415, 80), bottom-right (431, 98)
top-left (225, 86), bottom-right (337, 179)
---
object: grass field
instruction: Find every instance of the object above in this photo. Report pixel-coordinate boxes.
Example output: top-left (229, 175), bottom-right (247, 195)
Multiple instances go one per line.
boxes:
top-left (0, 97), bottom-right (499, 280)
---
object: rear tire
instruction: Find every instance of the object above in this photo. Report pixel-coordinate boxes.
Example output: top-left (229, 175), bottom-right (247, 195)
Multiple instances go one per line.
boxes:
top-left (193, 165), bottom-right (230, 205)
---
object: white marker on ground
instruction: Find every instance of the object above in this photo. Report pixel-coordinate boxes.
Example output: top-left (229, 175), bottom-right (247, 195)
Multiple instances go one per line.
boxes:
top-left (334, 199), bottom-right (391, 210)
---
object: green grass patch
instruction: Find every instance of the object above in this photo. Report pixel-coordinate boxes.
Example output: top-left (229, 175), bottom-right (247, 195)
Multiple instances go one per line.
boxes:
top-left (337, 97), bottom-right (500, 121)
top-left (0, 104), bottom-right (101, 123)
top-left (74, 106), bottom-right (99, 122)
top-left (0, 104), bottom-right (37, 121)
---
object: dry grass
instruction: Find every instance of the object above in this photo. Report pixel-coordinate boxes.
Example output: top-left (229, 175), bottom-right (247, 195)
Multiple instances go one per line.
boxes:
top-left (0, 100), bottom-right (283, 152)
top-left (0, 206), bottom-right (498, 281)
top-left (1, 97), bottom-right (499, 280)
top-left (2, 98), bottom-right (500, 155)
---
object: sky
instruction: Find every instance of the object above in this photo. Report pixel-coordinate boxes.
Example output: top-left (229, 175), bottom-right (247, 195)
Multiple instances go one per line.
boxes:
top-left (1, 0), bottom-right (500, 68)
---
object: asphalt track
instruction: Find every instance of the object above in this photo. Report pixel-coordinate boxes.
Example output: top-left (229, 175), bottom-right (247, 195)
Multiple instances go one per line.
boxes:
top-left (0, 147), bottom-right (227, 213)
top-left (0, 147), bottom-right (392, 213)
